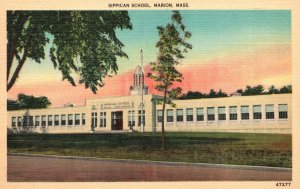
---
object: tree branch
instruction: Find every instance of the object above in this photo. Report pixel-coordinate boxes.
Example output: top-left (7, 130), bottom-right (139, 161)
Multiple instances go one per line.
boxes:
top-left (7, 13), bottom-right (29, 81)
top-left (7, 47), bottom-right (29, 91)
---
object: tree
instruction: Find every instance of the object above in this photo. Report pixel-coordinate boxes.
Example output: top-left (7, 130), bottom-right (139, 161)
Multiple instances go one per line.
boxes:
top-left (7, 99), bottom-right (20, 110)
top-left (242, 85), bottom-right (265, 96)
top-left (268, 85), bottom-right (279, 94)
top-left (207, 89), bottom-right (217, 98)
top-left (180, 90), bottom-right (228, 99)
top-left (7, 11), bottom-right (132, 92)
top-left (148, 11), bottom-right (192, 149)
top-left (216, 89), bottom-right (228, 97)
top-left (279, 85), bottom-right (292, 93)
top-left (7, 93), bottom-right (51, 110)
top-left (179, 90), bottom-right (205, 99)
top-left (236, 89), bottom-right (243, 94)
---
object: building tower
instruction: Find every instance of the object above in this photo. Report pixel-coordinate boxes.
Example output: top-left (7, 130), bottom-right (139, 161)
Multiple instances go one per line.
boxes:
top-left (130, 65), bottom-right (148, 95)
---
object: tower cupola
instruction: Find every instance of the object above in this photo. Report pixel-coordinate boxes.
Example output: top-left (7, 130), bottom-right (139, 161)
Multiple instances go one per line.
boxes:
top-left (130, 66), bottom-right (148, 95)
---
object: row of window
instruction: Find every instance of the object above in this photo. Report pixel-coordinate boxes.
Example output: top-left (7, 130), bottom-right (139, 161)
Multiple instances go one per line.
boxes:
top-left (157, 104), bottom-right (288, 123)
top-left (90, 110), bottom-right (146, 128)
top-left (12, 113), bottom-right (86, 127)
top-left (128, 110), bottom-right (145, 127)
top-left (91, 112), bottom-right (107, 128)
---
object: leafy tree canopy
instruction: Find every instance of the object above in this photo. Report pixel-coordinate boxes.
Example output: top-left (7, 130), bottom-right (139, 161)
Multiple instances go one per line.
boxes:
top-left (7, 93), bottom-right (51, 110)
top-left (7, 11), bottom-right (132, 93)
top-left (148, 10), bottom-right (192, 107)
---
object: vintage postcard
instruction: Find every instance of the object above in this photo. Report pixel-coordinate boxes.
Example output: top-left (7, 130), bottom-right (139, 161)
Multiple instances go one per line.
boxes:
top-left (1, 0), bottom-right (300, 189)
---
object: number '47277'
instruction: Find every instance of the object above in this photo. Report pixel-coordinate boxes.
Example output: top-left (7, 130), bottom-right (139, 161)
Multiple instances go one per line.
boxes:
top-left (276, 183), bottom-right (291, 187)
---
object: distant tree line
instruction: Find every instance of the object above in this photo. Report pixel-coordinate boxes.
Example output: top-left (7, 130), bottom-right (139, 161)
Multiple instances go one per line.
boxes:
top-left (7, 85), bottom-right (292, 109)
top-left (7, 93), bottom-right (51, 110)
top-left (179, 89), bottom-right (228, 100)
top-left (179, 85), bottom-right (292, 100)
top-left (236, 85), bottom-right (292, 96)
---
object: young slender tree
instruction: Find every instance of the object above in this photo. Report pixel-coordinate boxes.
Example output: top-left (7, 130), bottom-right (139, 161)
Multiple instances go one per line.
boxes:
top-left (148, 11), bottom-right (192, 149)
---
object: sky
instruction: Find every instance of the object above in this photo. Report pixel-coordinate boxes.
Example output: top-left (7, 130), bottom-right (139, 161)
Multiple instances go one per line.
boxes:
top-left (7, 10), bottom-right (291, 107)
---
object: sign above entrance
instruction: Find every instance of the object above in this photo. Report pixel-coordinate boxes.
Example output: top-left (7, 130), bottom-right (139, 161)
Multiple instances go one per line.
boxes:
top-left (91, 102), bottom-right (134, 110)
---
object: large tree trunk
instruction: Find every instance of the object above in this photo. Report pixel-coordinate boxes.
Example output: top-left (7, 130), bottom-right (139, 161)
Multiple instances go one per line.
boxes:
top-left (7, 47), bottom-right (28, 91)
top-left (7, 12), bottom-right (29, 89)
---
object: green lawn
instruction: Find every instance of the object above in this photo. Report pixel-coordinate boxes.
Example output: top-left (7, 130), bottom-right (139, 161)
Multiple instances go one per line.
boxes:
top-left (7, 132), bottom-right (292, 167)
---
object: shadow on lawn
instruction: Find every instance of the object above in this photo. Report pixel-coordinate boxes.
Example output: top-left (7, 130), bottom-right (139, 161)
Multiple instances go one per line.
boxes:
top-left (7, 133), bottom-right (291, 167)
top-left (8, 133), bottom-right (242, 150)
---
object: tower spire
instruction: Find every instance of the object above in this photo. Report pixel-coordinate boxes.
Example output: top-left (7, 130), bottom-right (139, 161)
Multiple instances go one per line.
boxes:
top-left (129, 50), bottom-right (148, 96)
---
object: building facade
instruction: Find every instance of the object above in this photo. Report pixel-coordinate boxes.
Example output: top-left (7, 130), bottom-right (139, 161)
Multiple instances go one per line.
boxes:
top-left (7, 67), bottom-right (292, 134)
top-left (156, 94), bottom-right (291, 133)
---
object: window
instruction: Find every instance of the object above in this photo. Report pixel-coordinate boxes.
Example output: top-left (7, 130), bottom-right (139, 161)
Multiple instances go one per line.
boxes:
top-left (12, 117), bottom-right (16, 127)
top-left (35, 116), bottom-right (40, 126)
top-left (54, 115), bottom-right (59, 126)
top-left (279, 104), bottom-right (288, 119)
top-left (207, 107), bottom-right (215, 121)
top-left (241, 106), bottom-right (249, 120)
top-left (167, 109), bottom-right (174, 122)
top-left (176, 109), bottom-right (183, 122)
top-left (218, 107), bottom-right (226, 120)
top-left (18, 117), bottom-right (22, 126)
top-left (61, 114), bottom-right (66, 126)
top-left (68, 114), bottom-right (73, 126)
top-left (230, 106), bottom-right (237, 120)
top-left (186, 108), bottom-right (193, 121)
top-left (41, 115), bottom-right (46, 126)
top-left (82, 114), bottom-right (86, 125)
top-left (100, 112), bottom-right (106, 127)
top-left (138, 110), bottom-right (145, 126)
top-left (75, 114), bottom-right (80, 125)
top-left (196, 108), bottom-right (204, 121)
top-left (23, 116), bottom-right (28, 126)
top-left (157, 110), bottom-right (163, 122)
top-left (253, 105), bottom-right (262, 119)
top-left (91, 112), bottom-right (97, 128)
top-left (266, 105), bottom-right (274, 119)
top-left (128, 110), bottom-right (135, 127)
top-left (48, 115), bottom-right (53, 126)
top-left (29, 116), bottom-right (33, 126)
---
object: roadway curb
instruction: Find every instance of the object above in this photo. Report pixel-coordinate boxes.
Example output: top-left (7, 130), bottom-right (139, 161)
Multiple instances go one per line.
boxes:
top-left (8, 152), bottom-right (291, 172)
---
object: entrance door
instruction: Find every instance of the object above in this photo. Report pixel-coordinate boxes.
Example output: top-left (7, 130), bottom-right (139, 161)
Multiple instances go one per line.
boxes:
top-left (111, 111), bottom-right (123, 130)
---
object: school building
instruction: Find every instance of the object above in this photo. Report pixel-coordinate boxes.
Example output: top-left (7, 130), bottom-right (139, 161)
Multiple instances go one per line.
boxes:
top-left (7, 66), bottom-right (292, 134)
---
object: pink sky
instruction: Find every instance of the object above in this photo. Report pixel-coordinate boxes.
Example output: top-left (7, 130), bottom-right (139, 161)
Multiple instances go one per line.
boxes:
top-left (7, 44), bottom-right (291, 107)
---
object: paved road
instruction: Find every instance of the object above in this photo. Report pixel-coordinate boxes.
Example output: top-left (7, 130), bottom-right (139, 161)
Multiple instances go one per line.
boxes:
top-left (7, 154), bottom-right (291, 181)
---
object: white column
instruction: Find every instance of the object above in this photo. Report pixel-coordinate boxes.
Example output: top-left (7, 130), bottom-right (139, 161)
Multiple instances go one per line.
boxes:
top-left (262, 104), bottom-right (266, 121)
top-left (203, 107), bottom-right (207, 126)
top-left (274, 104), bottom-right (279, 121)
top-left (237, 105), bottom-right (241, 122)
top-left (249, 105), bottom-right (254, 124)
top-left (225, 106), bottom-right (230, 126)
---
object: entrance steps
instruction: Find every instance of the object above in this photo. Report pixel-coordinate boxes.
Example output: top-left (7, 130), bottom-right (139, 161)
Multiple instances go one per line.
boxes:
top-left (93, 130), bottom-right (131, 134)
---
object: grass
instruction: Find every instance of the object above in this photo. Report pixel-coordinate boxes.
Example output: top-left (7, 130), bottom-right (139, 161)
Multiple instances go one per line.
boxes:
top-left (7, 132), bottom-right (292, 168)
